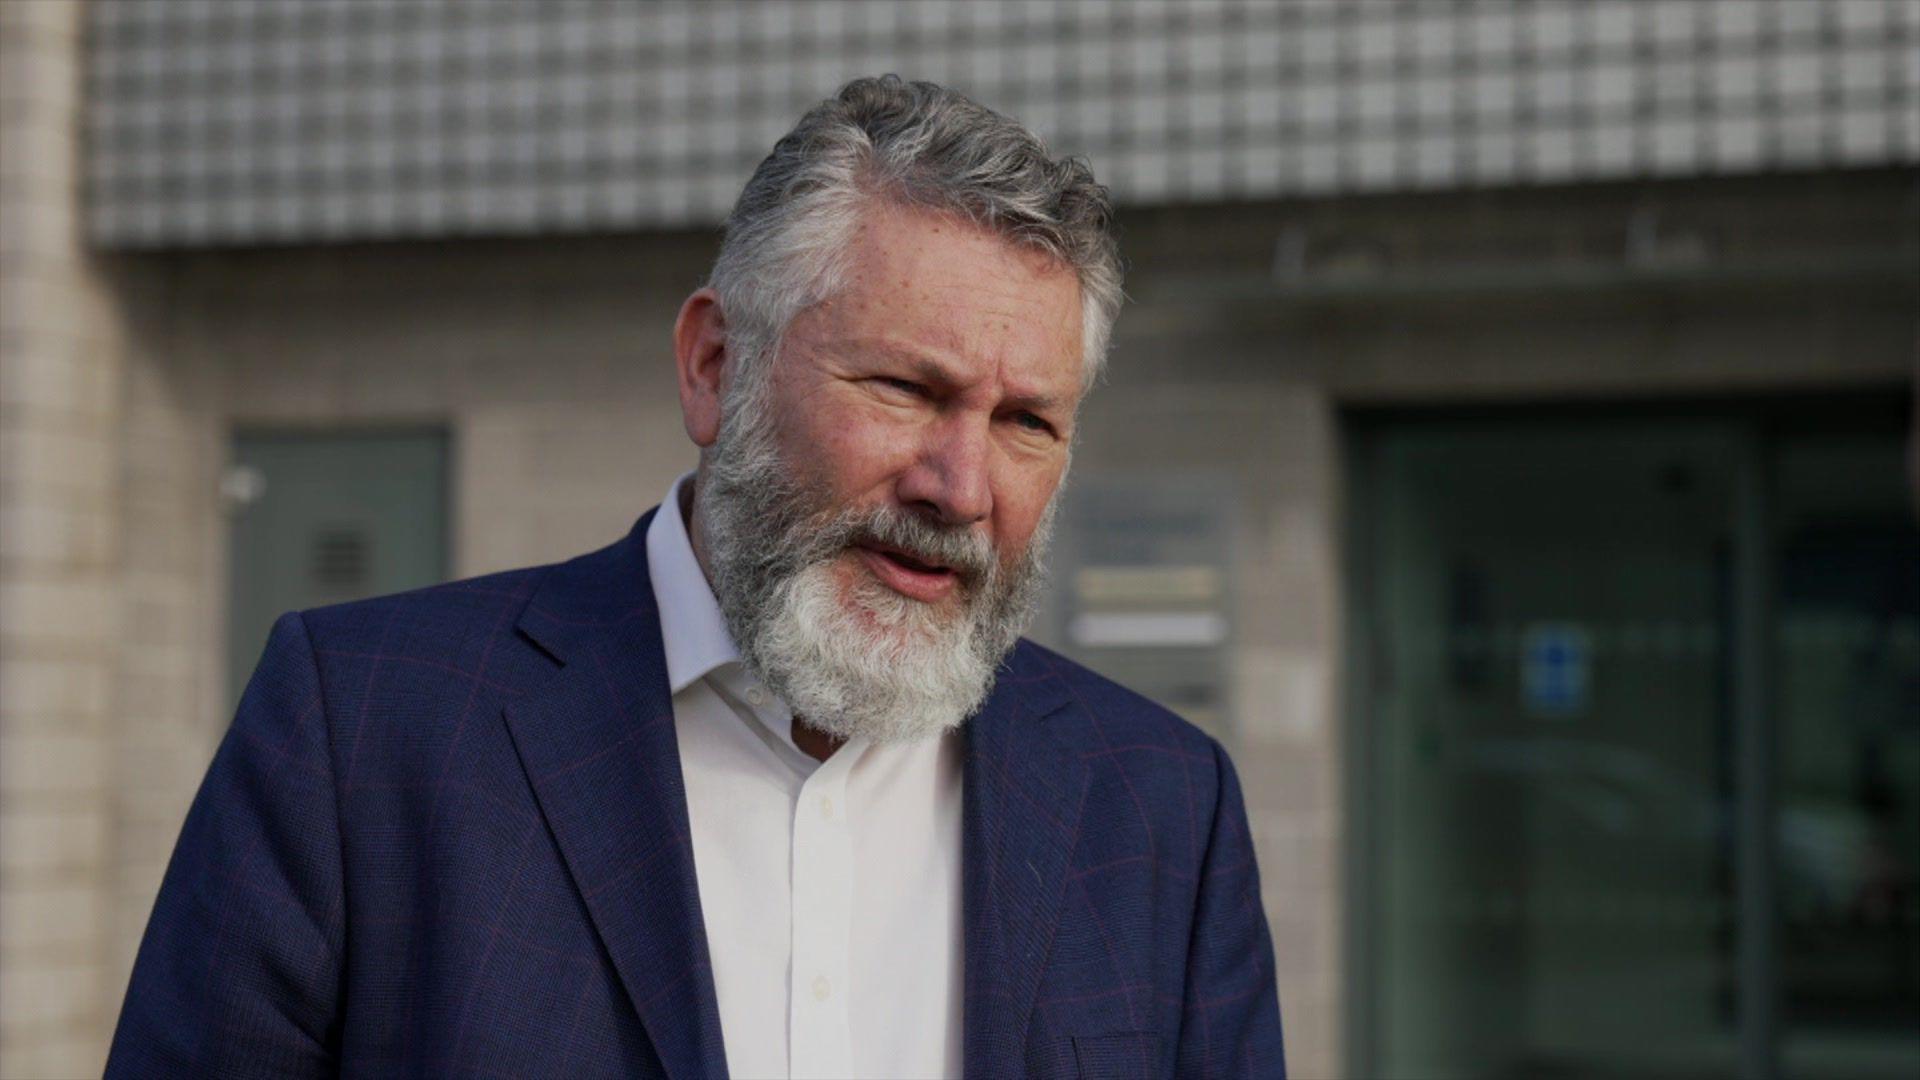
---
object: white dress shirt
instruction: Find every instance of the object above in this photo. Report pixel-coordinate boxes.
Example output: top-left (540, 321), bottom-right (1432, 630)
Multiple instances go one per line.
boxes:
top-left (646, 475), bottom-right (965, 1080)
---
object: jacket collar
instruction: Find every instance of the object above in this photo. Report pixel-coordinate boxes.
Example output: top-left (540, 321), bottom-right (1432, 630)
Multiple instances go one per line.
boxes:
top-left (505, 512), bottom-right (1089, 1080)
top-left (644, 473), bottom-right (742, 695)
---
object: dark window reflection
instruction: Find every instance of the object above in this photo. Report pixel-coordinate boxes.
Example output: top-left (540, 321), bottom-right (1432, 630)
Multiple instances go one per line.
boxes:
top-left (1775, 436), bottom-right (1920, 1078)
top-left (1361, 411), bottom-right (1920, 1080)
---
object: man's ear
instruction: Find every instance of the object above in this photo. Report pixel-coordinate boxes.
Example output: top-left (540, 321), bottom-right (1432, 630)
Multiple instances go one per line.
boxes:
top-left (673, 287), bottom-right (728, 448)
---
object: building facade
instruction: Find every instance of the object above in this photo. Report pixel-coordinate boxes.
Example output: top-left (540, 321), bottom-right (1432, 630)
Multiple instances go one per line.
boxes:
top-left (3, 3), bottom-right (1917, 1076)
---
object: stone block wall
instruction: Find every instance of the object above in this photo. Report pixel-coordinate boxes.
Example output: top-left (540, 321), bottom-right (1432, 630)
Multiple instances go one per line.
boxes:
top-left (1, 3), bottom-right (122, 1074)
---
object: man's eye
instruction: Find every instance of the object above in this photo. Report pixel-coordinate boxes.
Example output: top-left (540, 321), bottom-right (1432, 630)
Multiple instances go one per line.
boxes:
top-left (878, 377), bottom-right (924, 397)
top-left (1012, 412), bottom-right (1054, 435)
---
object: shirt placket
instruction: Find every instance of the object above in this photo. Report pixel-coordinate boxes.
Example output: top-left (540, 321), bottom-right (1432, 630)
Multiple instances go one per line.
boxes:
top-left (788, 744), bottom-right (860, 1078)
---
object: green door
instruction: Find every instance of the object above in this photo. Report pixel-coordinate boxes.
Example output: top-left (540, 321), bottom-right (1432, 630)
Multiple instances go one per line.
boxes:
top-left (227, 431), bottom-right (448, 707)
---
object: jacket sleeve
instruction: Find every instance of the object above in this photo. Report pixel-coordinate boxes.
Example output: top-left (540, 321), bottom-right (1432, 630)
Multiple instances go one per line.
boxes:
top-left (1173, 739), bottom-right (1287, 1078)
top-left (106, 612), bottom-right (346, 1079)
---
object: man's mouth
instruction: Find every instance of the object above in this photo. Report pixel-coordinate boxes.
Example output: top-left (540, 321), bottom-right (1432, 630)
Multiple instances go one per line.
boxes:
top-left (853, 542), bottom-right (960, 603)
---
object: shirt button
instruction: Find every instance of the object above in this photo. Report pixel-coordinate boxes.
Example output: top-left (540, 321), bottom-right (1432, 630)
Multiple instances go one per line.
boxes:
top-left (811, 975), bottom-right (832, 1002)
top-left (745, 686), bottom-right (767, 706)
top-left (819, 796), bottom-right (834, 820)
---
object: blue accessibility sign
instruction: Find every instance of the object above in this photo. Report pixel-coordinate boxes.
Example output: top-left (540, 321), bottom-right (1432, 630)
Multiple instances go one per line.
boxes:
top-left (1522, 622), bottom-right (1591, 717)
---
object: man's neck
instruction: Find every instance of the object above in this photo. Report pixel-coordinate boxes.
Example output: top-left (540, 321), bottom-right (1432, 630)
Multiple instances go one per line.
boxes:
top-left (681, 474), bottom-right (717, 586)
top-left (790, 717), bottom-right (846, 763)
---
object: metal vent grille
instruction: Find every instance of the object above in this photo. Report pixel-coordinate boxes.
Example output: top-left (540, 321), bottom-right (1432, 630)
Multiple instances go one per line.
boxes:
top-left (311, 526), bottom-right (370, 594)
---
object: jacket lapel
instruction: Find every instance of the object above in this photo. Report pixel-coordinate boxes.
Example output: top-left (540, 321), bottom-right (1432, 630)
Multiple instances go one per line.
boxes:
top-left (502, 512), bottom-right (729, 1080)
top-left (962, 645), bottom-right (1090, 1079)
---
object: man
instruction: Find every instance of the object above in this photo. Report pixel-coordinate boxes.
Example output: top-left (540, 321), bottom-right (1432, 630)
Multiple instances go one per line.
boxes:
top-left (108, 76), bottom-right (1284, 1079)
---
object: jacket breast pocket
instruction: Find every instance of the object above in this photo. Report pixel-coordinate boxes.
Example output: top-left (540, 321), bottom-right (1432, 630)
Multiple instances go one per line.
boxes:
top-left (1071, 1031), bottom-right (1165, 1079)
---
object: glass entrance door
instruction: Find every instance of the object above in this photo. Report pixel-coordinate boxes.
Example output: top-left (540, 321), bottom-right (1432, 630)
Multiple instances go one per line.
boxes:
top-left (1360, 421), bottom-right (1746, 1078)
top-left (1773, 433), bottom-right (1920, 1080)
top-left (1353, 403), bottom-right (1919, 1080)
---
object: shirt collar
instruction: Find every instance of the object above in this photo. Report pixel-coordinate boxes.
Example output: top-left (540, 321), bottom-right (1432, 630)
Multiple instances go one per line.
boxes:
top-left (645, 472), bottom-right (742, 696)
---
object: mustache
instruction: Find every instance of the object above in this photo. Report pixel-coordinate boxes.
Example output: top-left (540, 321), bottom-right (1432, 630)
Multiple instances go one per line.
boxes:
top-left (817, 505), bottom-right (998, 586)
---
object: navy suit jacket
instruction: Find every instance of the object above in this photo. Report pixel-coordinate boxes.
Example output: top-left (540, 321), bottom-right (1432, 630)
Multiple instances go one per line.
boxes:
top-left (107, 512), bottom-right (1284, 1078)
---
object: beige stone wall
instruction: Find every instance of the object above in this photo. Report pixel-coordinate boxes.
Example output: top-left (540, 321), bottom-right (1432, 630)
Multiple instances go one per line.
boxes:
top-left (107, 271), bottom-right (227, 1004)
top-left (162, 236), bottom-right (714, 576)
top-left (1, 3), bottom-right (122, 1074)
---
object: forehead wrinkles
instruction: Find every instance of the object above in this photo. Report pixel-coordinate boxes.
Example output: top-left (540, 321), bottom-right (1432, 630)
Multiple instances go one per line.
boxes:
top-left (925, 290), bottom-right (1076, 360)
top-left (830, 271), bottom-right (1053, 340)
top-left (832, 209), bottom-right (1083, 355)
top-left (825, 291), bottom-right (1083, 405)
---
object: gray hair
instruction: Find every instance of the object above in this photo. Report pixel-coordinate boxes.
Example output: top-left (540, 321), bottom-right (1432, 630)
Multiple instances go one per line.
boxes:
top-left (708, 75), bottom-right (1123, 399)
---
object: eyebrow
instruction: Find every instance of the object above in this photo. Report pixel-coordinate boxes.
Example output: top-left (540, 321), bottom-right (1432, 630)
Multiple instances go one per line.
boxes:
top-left (857, 341), bottom-right (1071, 416)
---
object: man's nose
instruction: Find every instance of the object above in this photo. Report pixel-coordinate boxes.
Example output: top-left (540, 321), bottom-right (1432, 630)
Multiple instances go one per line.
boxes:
top-left (897, 415), bottom-right (992, 526)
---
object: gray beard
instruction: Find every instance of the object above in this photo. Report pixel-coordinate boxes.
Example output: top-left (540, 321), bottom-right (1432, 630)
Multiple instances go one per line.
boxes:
top-left (691, 388), bottom-right (1054, 746)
